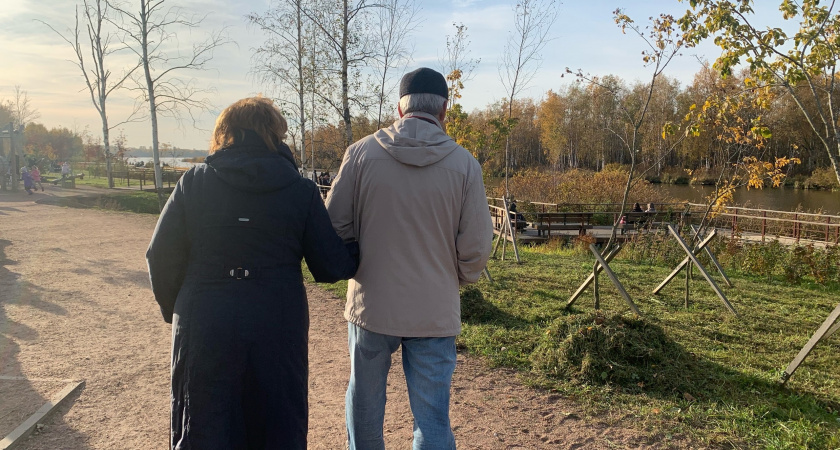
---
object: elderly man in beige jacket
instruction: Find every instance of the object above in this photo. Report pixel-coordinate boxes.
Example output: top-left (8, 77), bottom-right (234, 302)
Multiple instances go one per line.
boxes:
top-left (326, 67), bottom-right (493, 449)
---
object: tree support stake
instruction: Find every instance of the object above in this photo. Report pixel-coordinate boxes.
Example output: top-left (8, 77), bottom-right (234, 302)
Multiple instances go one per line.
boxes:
top-left (780, 303), bottom-right (840, 384)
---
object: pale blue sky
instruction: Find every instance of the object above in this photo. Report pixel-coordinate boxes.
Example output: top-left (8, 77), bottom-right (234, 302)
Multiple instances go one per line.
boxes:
top-left (0, 0), bottom-right (788, 150)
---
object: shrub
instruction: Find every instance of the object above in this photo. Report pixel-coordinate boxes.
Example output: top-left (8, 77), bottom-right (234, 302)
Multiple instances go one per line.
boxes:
top-left (739, 241), bottom-right (786, 280)
top-left (494, 168), bottom-right (671, 207)
top-left (804, 167), bottom-right (840, 190)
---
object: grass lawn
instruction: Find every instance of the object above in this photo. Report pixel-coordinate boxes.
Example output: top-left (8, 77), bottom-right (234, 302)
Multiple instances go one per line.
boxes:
top-left (309, 243), bottom-right (840, 449)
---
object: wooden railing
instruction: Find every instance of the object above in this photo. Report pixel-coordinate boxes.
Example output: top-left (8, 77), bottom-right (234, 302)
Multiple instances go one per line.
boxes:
top-left (83, 166), bottom-right (188, 190)
top-left (488, 197), bottom-right (840, 245)
top-left (686, 203), bottom-right (840, 245)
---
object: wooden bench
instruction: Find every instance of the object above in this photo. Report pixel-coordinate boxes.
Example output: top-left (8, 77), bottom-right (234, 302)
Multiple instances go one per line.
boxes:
top-left (51, 173), bottom-right (84, 188)
top-left (532, 212), bottom-right (594, 237)
top-left (619, 211), bottom-right (682, 234)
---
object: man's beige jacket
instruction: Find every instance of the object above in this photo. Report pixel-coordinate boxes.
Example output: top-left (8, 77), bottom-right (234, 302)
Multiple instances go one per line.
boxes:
top-left (325, 112), bottom-right (493, 337)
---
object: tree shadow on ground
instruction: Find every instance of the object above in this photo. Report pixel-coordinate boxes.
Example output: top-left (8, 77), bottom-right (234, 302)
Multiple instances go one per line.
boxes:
top-left (0, 239), bottom-right (90, 448)
top-left (460, 286), bottom-right (530, 329)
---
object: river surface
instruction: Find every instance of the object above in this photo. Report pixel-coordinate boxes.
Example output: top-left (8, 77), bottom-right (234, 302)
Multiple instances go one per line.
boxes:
top-left (655, 184), bottom-right (840, 215)
top-left (126, 157), bottom-right (196, 168)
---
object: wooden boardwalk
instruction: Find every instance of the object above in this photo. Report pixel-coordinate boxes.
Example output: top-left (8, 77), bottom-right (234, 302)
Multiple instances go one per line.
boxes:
top-left (488, 199), bottom-right (840, 248)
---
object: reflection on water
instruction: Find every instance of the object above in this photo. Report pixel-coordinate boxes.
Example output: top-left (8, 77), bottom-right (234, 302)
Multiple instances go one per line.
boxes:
top-left (656, 184), bottom-right (840, 215)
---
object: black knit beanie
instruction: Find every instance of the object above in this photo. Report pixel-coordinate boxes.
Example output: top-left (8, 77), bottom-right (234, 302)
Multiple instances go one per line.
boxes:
top-left (399, 68), bottom-right (448, 99)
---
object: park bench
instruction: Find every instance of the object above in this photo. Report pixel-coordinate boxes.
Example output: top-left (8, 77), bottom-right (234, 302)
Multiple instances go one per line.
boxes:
top-left (619, 211), bottom-right (683, 234)
top-left (50, 173), bottom-right (85, 188)
top-left (532, 212), bottom-right (594, 237)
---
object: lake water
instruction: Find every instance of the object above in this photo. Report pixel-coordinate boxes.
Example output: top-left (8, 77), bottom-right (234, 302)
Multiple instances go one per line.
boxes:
top-left (126, 157), bottom-right (197, 168)
top-left (655, 184), bottom-right (840, 215)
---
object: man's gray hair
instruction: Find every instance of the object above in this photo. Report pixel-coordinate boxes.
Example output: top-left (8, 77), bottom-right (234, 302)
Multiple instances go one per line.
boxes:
top-left (399, 93), bottom-right (447, 116)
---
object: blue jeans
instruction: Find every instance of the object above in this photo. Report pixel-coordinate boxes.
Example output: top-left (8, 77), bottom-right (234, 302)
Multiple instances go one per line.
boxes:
top-left (345, 322), bottom-right (457, 450)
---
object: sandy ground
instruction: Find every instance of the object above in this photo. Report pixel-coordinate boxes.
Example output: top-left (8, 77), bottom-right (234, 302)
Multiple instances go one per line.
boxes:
top-left (0, 186), bottom-right (685, 449)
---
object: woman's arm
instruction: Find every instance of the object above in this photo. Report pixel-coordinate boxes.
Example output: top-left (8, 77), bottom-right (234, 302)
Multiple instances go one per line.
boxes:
top-left (146, 176), bottom-right (191, 323)
top-left (302, 186), bottom-right (359, 283)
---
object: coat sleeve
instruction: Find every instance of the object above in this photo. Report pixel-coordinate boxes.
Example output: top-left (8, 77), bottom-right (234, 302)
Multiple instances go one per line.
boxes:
top-left (303, 186), bottom-right (359, 283)
top-left (324, 145), bottom-right (356, 241)
top-left (456, 164), bottom-right (493, 285)
top-left (146, 175), bottom-right (191, 323)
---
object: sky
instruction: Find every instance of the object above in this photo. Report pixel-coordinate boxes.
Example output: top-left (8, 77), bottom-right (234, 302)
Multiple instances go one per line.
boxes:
top-left (0, 0), bottom-right (790, 151)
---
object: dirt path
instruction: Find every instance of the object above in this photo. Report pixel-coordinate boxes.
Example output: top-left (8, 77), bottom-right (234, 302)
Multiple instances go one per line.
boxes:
top-left (0, 189), bottom-right (675, 449)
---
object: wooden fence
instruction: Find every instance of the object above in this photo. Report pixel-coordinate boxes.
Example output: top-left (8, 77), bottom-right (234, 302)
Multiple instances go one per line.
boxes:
top-left (686, 203), bottom-right (840, 245)
top-left (489, 198), bottom-right (840, 245)
top-left (82, 163), bottom-right (188, 190)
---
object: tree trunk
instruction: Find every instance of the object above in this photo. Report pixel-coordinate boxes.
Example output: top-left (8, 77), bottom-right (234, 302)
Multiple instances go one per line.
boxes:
top-left (341, 0), bottom-right (352, 149)
top-left (140, 0), bottom-right (165, 210)
top-left (297, 1), bottom-right (306, 171)
top-left (831, 137), bottom-right (840, 188)
top-left (103, 117), bottom-right (113, 188)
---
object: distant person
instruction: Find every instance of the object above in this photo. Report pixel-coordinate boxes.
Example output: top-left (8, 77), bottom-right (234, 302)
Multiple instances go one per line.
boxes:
top-left (146, 96), bottom-right (359, 449)
top-left (326, 67), bottom-right (493, 449)
top-left (30, 165), bottom-right (44, 192)
top-left (645, 202), bottom-right (656, 213)
top-left (0, 156), bottom-right (9, 191)
top-left (508, 200), bottom-right (526, 230)
top-left (20, 167), bottom-right (34, 195)
top-left (61, 162), bottom-right (70, 180)
top-left (632, 202), bottom-right (643, 212)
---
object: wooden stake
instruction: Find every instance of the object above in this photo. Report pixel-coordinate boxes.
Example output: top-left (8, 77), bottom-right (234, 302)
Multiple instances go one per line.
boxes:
top-left (780, 303), bottom-right (840, 384)
top-left (566, 245), bottom-right (622, 308)
top-left (589, 244), bottom-right (641, 315)
top-left (666, 225), bottom-right (738, 317)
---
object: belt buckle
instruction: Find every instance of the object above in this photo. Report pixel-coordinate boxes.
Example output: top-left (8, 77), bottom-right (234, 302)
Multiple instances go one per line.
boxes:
top-left (229, 267), bottom-right (250, 279)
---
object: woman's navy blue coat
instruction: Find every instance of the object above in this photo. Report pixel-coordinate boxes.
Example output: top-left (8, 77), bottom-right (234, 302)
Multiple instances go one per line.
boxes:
top-left (146, 133), bottom-right (358, 449)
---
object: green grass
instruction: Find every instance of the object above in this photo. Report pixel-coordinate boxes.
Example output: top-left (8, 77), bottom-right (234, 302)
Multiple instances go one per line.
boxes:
top-left (94, 192), bottom-right (162, 214)
top-left (73, 175), bottom-right (113, 188)
top-left (42, 191), bottom-right (162, 214)
top-left (308, 245), bottom-right (840, 449)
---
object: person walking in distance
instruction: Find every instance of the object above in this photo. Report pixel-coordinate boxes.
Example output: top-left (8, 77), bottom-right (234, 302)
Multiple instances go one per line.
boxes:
top-left (326, 67), bottom-right (493, 449)
top-left (30, 165), bottom-right (44, 191)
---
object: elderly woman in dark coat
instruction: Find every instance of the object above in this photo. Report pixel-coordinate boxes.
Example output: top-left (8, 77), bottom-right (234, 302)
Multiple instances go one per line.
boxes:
top-left (146, 96), bottom-right (358, 449)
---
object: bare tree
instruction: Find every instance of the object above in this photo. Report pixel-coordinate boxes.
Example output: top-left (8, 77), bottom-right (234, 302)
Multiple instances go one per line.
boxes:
top-left (109, 0), bottom-right (227, 209)
top-left (371, 0), bottom-right (419, 128)
top-left (41, 0), bottom-right (141, 188)
top-left (302, 0), bottom-right (379, 148)
top-left (498, 0), bottom-right (558, 196)
top-left (8, 86), bottom-right (41, 128)
top-left (249, 0), bottom-right (314, 173)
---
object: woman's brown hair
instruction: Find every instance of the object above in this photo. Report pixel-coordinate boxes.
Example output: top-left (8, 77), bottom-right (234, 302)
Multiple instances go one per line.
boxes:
top-left (209, 96), bottom-right (288, 154)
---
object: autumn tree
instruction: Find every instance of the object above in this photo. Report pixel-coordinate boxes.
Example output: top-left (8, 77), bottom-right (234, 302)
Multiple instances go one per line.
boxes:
top-left (498, 0), bottom-right (558, 196)
top-left (679, 0), bottom-right (840, 186)
top-left (440, 23), bottom-right (482, 155)
top-left (537, 90), bottom-right (566, 169)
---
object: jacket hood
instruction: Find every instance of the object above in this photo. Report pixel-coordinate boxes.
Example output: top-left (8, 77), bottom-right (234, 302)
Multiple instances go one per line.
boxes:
top-left (374, 112), bottom-right (459, 167)
top-left (205, 130), bottom-right (300, 193)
